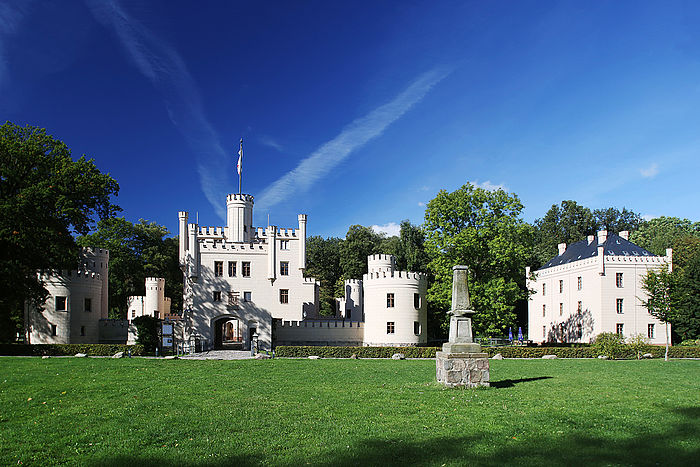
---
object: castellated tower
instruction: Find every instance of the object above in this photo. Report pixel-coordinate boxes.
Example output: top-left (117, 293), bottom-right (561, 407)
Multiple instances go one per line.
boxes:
top-left (337, 279), bottom-right (363, 321)
top-left (26, 247), bottom-right (109, 344)
top-left (226, 193), bottom-right (254, 242)
top-left (362, 254), bottom-right (427, 346)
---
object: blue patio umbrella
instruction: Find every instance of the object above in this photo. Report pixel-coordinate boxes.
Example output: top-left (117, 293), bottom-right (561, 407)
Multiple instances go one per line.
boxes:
top-left (508, 327), bottom-right (513, 341)
top-left (518, 327), bottom-right (523, 342)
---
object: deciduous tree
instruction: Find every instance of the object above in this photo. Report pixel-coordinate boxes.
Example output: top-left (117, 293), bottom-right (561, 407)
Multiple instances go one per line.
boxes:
top-left (0, 122), bottom-right (119, 341)
top-left (640, 267), bottom-right (674, 361)
top-left (424, 183), bottom-right (533, 336)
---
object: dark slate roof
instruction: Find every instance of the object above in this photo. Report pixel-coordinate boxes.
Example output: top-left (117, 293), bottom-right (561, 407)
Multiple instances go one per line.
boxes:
top-left (538, 233), bottom-right (655, 270)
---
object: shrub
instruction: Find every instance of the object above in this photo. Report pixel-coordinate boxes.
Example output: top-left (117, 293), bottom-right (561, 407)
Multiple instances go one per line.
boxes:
top-left (678, 339), bottom-right (700, 347)
top-left (275, 346), bottom-right (440, 359)
top-left (132, 316), bottom-right (160, 354)
top-left (592, 333), bottom-right (626, 359)
top-left (627, 333), bottom-right (650, 360)
top-left (0, 343), bottom-right (144, 356)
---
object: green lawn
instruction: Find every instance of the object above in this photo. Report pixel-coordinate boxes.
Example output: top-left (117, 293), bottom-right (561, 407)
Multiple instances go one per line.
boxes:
top-left (0, 358), bottom-right (698, 466)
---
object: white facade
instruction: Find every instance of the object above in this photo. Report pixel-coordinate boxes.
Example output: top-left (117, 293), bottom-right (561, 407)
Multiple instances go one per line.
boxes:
top-left (179, 194), bottom-right (318, 351)
top-left (26, 247), bottom-right (110, 344)
top-left (127, 277), bottom-right (172, 320)
top-left (527, 230), bottom-right (671, 345)
top-left (180, 191), bottom-right (428, 349)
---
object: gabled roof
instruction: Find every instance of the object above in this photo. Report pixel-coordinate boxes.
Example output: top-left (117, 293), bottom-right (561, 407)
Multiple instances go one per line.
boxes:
top-left (538, 233), bottom-right (655, 270)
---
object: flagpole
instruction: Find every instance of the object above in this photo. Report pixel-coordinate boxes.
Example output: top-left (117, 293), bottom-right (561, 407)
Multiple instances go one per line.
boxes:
top-left (237, 138), bottom-right (243, 195)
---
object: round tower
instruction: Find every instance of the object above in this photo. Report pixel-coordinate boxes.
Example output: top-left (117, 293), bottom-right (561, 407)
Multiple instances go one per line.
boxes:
top-left (81, 247), bottom-right (110, 319)
top-left (343, 279), bottom-right (363, 321)
top-left (145, 277), bottom-right (166, 319)
top-left (368, 254), bottom-right (395, 276)
top-left (226, 194), bottom-right (254, 242)
top-left (362, 255), bottom-right (427, 346)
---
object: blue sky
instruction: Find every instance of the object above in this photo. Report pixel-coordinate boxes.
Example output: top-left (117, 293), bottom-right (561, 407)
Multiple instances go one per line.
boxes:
top-left (2, 1), bottom-right (700, 238)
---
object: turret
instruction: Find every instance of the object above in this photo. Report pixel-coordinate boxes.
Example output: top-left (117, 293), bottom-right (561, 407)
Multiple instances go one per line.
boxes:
top-left (145, 277), bottom-right (165, 319)
top-left (187, 222), bottom-right (200, 281)
top-left (298, 214), bottom-right (307, 271)
top-left (226, 194), bottom-right (254, 242)
top-left (267, 225), bottom-right (277, 281)
top-left (368, 254), bottom-right (395, 276)
top-left (178, 211), bottom-right (189, 265)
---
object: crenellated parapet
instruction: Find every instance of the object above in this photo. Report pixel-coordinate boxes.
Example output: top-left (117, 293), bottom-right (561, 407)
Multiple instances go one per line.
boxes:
top-left (226, 193), bottom-right (254, 203)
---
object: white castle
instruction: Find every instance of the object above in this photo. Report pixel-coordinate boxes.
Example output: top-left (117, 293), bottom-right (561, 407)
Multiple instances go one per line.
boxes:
top-left (527, 230), bottom-right (672, 345)
top-left (179, 192), bottom-right (428, 351)
top-left (25, 247), bottom-right (110, 344)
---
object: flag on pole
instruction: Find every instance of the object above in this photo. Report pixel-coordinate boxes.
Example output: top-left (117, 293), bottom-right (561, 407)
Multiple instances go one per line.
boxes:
top-left (237, 139), bottom-right (243, 176)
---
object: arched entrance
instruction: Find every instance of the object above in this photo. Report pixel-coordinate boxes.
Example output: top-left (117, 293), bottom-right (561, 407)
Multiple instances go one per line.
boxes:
top-left (213, 316), bottom-right (244, 350)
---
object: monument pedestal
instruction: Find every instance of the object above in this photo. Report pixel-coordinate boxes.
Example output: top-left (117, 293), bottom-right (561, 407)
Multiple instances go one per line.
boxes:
top-left (436, 350), bottom-right (490, 388)
top-left (436, 266), bottom-right (490, 388)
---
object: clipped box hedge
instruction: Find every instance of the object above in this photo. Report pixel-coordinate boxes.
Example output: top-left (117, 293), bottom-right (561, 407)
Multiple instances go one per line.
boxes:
top-left (0, 343), bottom-right (145, 356)
top-left (275, 345), bottom-right (700, 359)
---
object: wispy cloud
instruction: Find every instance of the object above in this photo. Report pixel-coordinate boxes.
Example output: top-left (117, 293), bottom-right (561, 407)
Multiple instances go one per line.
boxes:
top-left (0, 2), bottom-right (27, 88)
top-left (258, 135), bottom-right (284, 152)
top-left (85, 0), bottom-right (231, 218)
top-left (417, 201), bottom-right (426, 207)
top-left (640, 163), bottom-right (659, 178)
top-left (371, 222), bottom-right (401, 237)
top-left (255, 69), bottom-right (451, 211)
top-left (642, 214), bottom-right (657, 221)
top-left (471, 180), bottom-right (508, 192)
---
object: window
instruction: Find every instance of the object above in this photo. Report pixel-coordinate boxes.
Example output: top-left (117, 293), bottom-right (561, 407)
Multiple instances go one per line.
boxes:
top-left (542, 304), bottom-right (546, 317)
top-left (414, 321), bottom-right (421, 335)
top-left (213, 291), bottom-right (222, 302)
top-left (51, 324), bottom-right (57, 336)
top-left (280, 261), bottom-right (289, 276)
top-left (280, 289), bottom-right (289, 304)
top-left (577, 276), bottom-right (582, 291)
top-left (346, 309), bottom-right (351, 320)
top-left (131, 310), bottom-right (136, 319)
top-left (616, 272), bottom-right (623, 288)
top-left (387, 322), bottom-right (395, 334)
top-left (280, 240), bottom-right (289, 250)
top-left (243, 291), bottom-right (251, 302)
top-left (542, 326), bottom-right (546, 338)
top-left (242, 262), bottom-right (251, 277)
top-left (616, 298), bottom-right (623, 314)
top-left (559, 280), bottom-right (564, 293)
top-left (577, 301), bottom-right (582, 313)
top-left (542, 283), bottom-right (546, 296)
top-left (228, 291), bottom-right (239, 307)
top-left (154, 311), bottom-right (159, 319)
top-left (616, 323), bottom-right (624, 335)
top-left (414, 293), bottom-right (420, 309)
top-left (648, 324), bottom-right (655, 339)
top-left (80, 326), bottom-right (86, 336)
top-left (214, 261), bottom-right (223, 277)
top-left (84, 298), bottom-right (92, 312)
top-left (559, 303), bottom-right (563, 316)
top-left (228, 261), bottom-right (236, 277)
top-left (56, 296), bottom-right (67, 311)
top-left (387, 293), bottom-right (395, 308)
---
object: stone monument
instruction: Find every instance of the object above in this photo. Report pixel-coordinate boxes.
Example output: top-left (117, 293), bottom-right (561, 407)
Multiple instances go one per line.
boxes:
top-left (436, 266), bottom-right (490, 387)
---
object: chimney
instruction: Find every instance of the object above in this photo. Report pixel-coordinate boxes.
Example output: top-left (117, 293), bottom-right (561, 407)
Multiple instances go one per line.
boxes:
top-left (558, 243), bottom-right (567, 256)
top-left (619, 231), bottom-right (629, 240)
top-left (597, 230), bottom-right (608, 245)
top-left (587, 235), bottom-right (595, 245)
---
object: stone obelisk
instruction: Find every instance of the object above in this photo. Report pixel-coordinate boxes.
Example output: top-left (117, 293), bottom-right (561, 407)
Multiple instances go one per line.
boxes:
top-left (436, 266), bottom-right (490, 387)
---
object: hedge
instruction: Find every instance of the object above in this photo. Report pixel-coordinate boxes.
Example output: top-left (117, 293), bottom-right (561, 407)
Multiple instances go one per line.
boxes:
top-left (0, 344), bottom-right (145, 356)
top-left (275, 346), bottom-right (441, 359)
top-left (275, 345), bottom-right (700, 359)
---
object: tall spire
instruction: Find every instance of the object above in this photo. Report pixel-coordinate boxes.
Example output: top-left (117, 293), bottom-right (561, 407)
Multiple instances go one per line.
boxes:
top-left (237, 138), bottom-right (243, 194)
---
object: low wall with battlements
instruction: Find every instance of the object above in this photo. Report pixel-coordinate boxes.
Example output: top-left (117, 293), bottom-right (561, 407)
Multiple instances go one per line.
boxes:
top-left (274, 319), bottom-right (364, 346)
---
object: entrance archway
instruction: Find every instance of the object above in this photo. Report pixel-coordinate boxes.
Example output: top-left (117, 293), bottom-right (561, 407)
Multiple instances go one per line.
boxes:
top-left (213, 316), bottom-right (243, 349)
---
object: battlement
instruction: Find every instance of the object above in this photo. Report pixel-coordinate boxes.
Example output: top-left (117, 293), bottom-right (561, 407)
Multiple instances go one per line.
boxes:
top-left (198, 226), bottom-right (225, 237)
top-left (303, 277), bottom-right (319, 285)
top-left (178, 211), bottom-right (188, 219)
top-left (278, 320), bottom-right (363, 328)
top-left (344, 279), bottom-right (362, 286)
top-left (145, 277), bottom-right (165, 287)
top-left (226, 193), bottom-right (254, 203)
top-left (255, 226), bottom-right (298, 238)
top-left (363, 270), bottom-right (426, 282)
top-left (368, 254), bottom-right (394, 263)
top-left (81, 247), bottom-right (109, 258)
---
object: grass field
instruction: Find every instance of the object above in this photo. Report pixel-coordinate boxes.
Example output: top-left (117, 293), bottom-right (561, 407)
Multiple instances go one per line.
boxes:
top-left (1, 357), bottom-right (698, 466)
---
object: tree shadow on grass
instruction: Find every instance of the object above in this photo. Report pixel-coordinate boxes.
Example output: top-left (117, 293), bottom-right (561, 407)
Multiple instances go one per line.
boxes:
top-left (93, 404), bottom-right (699, 467)
top-left (490, 376), bottom-right (552, 388)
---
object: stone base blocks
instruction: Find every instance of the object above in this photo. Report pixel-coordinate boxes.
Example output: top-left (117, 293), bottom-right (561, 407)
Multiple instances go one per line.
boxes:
top-left (436, 351), bottom-right (490, 388)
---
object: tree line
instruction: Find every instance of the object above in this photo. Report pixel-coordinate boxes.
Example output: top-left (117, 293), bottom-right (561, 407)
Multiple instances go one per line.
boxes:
top-left (2, 122), bottom-right (699, 343)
